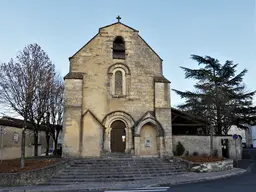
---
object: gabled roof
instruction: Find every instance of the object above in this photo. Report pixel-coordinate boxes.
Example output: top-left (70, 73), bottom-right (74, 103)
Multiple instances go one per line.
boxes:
top-left (99, 22), bottom-right (139, 32)
top-left (82, 110), bottom-right (103, 127)
top-left (171, 108), bottom-right (209, 125)
top-left (136, 111), bottom-right (155, 125)
top-left (0, 116), bottom-right (34, 130)
top-left (0, 116), bottom-right (62, 131)
top-left (69, 22), bottom-right (163, 61)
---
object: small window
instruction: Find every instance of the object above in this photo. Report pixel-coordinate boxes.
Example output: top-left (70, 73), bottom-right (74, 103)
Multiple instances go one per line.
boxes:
top-left (113, 37), bottom-right (125, 59)
top-left (115, 70), bottom-right (123, 95)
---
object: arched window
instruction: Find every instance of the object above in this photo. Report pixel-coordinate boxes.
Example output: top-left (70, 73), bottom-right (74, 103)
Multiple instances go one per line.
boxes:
top-left (115, 70), bottom-right (123, 95)
top-left (108, 64), bottom-right (130, 97)
top-left (113, 36), bottom-right (125, 59)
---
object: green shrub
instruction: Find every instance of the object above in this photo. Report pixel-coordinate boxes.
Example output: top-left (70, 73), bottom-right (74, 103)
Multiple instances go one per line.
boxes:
top-left (185, 151), bottom-right (189, 156)
top-left (176, 142), bottom-right (185, 156)
top-left (192, 151), bottom-right (199, 156)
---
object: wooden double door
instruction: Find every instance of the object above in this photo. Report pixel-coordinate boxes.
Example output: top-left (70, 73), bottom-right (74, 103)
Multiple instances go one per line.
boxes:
top-left (111, 120), bottom-right (126, 153)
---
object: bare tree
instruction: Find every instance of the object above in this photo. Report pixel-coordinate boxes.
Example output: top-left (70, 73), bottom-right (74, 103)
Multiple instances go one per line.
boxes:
top-left (50, 76), bottom-right (64, 152)
top-left (44, 75), bottom-right (64, 155)
top-left (0, 43), bottom-right (56, 160)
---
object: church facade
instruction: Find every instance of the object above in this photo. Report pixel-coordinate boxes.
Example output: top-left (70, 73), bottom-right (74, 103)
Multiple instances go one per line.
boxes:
top-left (63, 18), bottom-right (173, 158)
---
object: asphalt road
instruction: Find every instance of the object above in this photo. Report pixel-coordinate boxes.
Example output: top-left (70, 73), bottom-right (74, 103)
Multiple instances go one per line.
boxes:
top-left (167, 148), bottom-right (256, 192)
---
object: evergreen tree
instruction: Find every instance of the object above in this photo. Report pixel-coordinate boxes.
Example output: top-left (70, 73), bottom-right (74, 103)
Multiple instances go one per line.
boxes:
top-left (173, 55), bottom-right (256, 135)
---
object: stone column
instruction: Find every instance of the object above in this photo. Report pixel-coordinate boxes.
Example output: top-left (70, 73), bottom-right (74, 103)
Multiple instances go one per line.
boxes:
top-left (164, 135), bottom-right (173, 157)
top-left (159, 136), bottom-right (164, 158)
top-left (125, 128), bottom-right (129, 153)
top-left (104, 128), bottom-right (111, 152)
top-left (134, 136), bottom-right (140, 156)
top-left (128, 127), bottom-right (133, 152)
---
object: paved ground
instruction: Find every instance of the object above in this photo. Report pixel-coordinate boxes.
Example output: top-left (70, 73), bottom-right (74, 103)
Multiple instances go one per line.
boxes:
top-left (0, 149), bottom-right (254, 192)
top-left (166, 148), bottom-right (256, 192)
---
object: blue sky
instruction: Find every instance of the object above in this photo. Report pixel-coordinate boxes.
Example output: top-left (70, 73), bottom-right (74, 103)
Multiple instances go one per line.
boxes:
top-left (0, 0), bottom-right (255, 109)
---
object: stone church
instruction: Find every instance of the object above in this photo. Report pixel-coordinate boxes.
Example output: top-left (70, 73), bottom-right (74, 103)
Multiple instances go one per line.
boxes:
top-left (63, 17), bottom-right (173, 158)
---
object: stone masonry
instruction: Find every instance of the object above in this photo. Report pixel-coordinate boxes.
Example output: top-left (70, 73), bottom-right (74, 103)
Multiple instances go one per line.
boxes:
top-left (62, 20), bottom-right (173, 158)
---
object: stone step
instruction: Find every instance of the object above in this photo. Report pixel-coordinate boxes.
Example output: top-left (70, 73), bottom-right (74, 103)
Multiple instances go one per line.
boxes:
top-left (61, 169), bottom-right (183, 173)
top-left (74, 158), bottom-right (161, 160)
top-left (68, 165), bottom-right (182, 168)
top-left (47, 157), bottom-right (187, 185)
top-left (55, 168), bottom-right (186, 174)
top-left (72, 160), bottom-right (171, 163)
top-left (49, 173), bottom-right (186, 183)
top-left (69, 165), bottom-right (175, 168)
top-left (70, 163), bottom-right (167, 166)
top-left (73, 157), bottom-right (162, 161)
top-left (62, 167), bottom-right (184, 171)
top-left (70, 161), bottom-right (179, 164)
top-left (71, 162), bottom-right (169, 165)
top-left (59, 169), bottom-right (185, 176)
top-left (53, 171), bottom-right (185, 179)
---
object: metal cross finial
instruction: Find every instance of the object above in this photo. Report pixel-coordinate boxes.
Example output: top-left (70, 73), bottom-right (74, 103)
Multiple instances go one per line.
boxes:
top-left (116, 15), bottom-right (121, 22)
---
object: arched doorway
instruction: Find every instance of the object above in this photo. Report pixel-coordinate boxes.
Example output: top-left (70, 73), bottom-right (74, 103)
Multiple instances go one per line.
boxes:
top-left (111, 120), bottom-right (126, 153)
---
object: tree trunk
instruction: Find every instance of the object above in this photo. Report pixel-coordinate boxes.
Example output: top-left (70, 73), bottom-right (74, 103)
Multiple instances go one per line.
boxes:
top-left (46, 133), bottom-right (50, 156)
top-left (54, 138), bottom-right (58, 151)
top-left (54, 131), bottom-right (60, 151)
top-left (216, 105), bottom-right (222, 135)
top-left (21, 114), bottom-right (27, 169)
top-left (209, 124), bottom-right (214, 155)
top-left (21, 126), bottom-right (26, 168)
top-left (34, 131), bottom-right (38, 156)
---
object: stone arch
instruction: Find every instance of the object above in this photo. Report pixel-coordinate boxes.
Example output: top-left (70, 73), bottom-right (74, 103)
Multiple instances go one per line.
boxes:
top-left (108, 63), bottom-right (130, 97)
top-left (113, 36), bottom-right (125, 59)
top-left (102, 111), bottom-right (135, 153)
top-left (135, 118), bottom-right (164, 137)
top-left (108, 63), bottom-right (130, 75)
top-left (102, 111), bottom-right (135, 129)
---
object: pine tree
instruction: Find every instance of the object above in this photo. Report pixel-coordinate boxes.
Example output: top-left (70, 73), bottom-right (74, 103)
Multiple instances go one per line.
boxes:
top-left (173, 55), bottom-right (256, 135)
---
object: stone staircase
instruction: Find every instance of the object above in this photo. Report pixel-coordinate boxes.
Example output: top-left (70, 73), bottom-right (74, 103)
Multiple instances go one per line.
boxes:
top-left (48, 157), bottom-right (187, 185)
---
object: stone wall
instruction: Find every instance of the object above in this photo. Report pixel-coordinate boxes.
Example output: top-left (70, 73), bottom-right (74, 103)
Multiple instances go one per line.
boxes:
top-left (172, 136), bottom-right (211, 156)
top-left (1, 146), bottom-right (41, 160)
top-left (213, 136), bottom-right (242, 160)
top-left (82, 111), bottom-right (103, 157)
top-left (191, 159), bottom-right (234, 172)
top-left (155, 82), bottom-right (170, 108)
top-left (0, 159), bottom-right (69, 186)
top-left (62, 79), bottom-right (82, 157)
top-left (173, 135), bottom-right (242, 160)
top-left (0, 125), bottom-right (50, 160)
top-left (172, 157), bottom-right (233, 172)
top-left (70, 23), bottom-right (163, 121)
top-left (155, 108), bottom-right (173, 157)
top-left (139, 124), bottom-right (158, 156)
